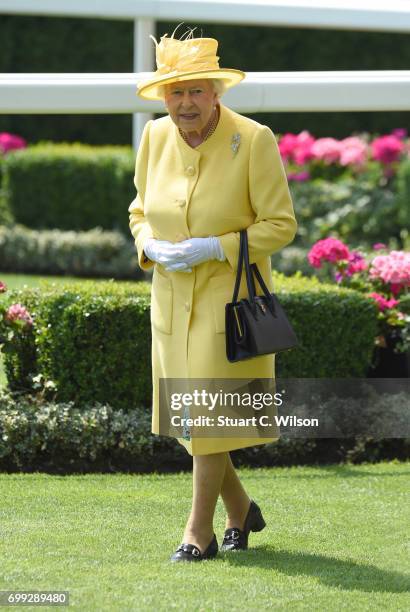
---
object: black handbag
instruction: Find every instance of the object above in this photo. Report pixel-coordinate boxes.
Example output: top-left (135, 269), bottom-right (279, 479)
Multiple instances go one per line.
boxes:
top-left (225, 229), bottom-right (299, 362)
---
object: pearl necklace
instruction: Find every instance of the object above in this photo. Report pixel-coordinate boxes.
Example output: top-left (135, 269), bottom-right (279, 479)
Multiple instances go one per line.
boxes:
top-left (179, 106), bottom-right (220, 146)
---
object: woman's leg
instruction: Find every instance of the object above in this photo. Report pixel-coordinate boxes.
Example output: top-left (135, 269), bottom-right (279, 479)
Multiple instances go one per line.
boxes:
top-left (183, 451), bottom-right (228, 553)
top-left (219, 452), bottom-right (251, 530)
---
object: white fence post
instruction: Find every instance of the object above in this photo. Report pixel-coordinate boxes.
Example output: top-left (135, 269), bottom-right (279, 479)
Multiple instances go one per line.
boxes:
top-left (133, 18), bottom-right (155, 152)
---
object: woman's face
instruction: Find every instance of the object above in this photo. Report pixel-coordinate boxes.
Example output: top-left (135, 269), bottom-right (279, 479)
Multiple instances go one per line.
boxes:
top-left (164, 79), bottom-right (218, 136)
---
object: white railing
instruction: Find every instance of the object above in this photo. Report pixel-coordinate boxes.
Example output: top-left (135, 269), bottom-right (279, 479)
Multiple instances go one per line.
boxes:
top-left (1, 71), bottom-right (409, 114)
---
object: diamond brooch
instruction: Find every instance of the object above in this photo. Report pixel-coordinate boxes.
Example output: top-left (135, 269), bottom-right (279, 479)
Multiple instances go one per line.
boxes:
top-left (231, 133), bottom-right (241, 156)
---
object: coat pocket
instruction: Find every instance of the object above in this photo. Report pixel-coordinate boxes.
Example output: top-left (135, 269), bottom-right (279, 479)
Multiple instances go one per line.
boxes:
top-left (151, 268), bottom-right (173, 334)
top-left (210, 275), bottom-right (235, 334)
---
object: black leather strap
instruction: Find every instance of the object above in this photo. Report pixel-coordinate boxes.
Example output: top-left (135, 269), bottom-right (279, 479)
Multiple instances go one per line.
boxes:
top-left (251, 262), bottom-right (274, 301)
top-left (242, 229), bottom-right (257, 302)
top-left (232, 230), bottom-right (245, 304)
top-left (232, 229), bottom-right (275, 306)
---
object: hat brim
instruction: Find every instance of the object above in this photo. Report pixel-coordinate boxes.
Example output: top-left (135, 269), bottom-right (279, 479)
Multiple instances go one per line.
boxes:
top-left (137, 68), bottom-right (246, 101)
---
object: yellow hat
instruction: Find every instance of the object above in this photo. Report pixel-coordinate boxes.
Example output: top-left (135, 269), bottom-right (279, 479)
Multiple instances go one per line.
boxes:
top-left (137, 26), bottom-right (246, 101)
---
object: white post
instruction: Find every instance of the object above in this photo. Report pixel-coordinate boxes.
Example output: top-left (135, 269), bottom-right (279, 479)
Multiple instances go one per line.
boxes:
top-left (133, 18), bottom-right (155, 151)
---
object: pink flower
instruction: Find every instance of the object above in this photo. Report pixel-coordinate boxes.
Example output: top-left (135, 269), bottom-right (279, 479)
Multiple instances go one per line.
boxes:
top-left (288, 171), bottom-right (310, 182)
top-left (278, 133), bottom-right (299, 161)
top-left (311, 138), bottom-right (341, 164)
top-left (4, 303), bottom-right (33, 327)
top-left (308, 238), bottom-right (350, 268)
top-left (373, 243), bottom-right (387, 250)
top-left (279, 131), bottom-right (316, 165)
top-left (368, 292), bottom-right (399, 312)
top-left (390, 283), bottom-right (405, 296)
top-left (0, 132), bottom-right (27, 155)
top-left (346, 251), bottom-right (368, 275)
top-left (391, 128), bottom-right (407, 140)
top-left (338, 137), bottom-right (368, 166)
top-left (369, 250), bottom-right (410, 286)
top-left (371, 135), bottom-right (404, 164)
top-left (0, 281), bottom-right (7, 293)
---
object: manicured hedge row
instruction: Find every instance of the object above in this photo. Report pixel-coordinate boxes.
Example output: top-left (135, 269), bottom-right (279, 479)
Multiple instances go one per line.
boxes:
top-left (396, 158), bottom-right (410, 236)
top-left (0, 157), bottom-right (13, 226)
top-left (0, 388), bottom-right (408, 473)
top-left (2, 273), bottom-right (379, 410)
top-left (1, 143), bottom-right (135, 236)
top-left (0, 223), bottom-right (144, 280)
top-left (0, 222), bottom-right (308, 280)
top-left (1, 218), bottom-right (405, 283)
top-left (2, 148), bottom-right (409, 251)
top-left (3, 279), bottom-right (152, 411)
top-left (1, 219), bottom-right (405, 284)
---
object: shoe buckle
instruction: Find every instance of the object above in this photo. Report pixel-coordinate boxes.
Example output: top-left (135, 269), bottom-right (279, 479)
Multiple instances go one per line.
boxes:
top-left (231, 529), bottom-right (240, 540)
top-left (192, 547), bottom-right (200, 556)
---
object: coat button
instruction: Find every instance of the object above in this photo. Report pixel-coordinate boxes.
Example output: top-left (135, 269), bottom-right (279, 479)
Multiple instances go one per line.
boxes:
top-left (176, 199), bottom-right (186, 207)
top-left (185, 302), bottom-right (191, 312)
top-left (186, 165), bottom-right (195, 176)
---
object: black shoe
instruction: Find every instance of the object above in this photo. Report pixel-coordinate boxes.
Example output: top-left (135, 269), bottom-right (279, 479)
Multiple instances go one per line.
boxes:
top-left (220, 499), bottom-right (266, 551)
top-left (170, 533), bottom-right (219, 562)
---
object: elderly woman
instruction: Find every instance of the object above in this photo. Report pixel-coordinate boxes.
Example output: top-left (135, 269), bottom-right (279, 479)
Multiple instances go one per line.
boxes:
top-left (128, 27), bottom-right (297, 562)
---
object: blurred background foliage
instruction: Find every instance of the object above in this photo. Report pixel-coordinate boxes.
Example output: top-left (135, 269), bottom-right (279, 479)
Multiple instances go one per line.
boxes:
top-left (0, 15), bottom-right (409, 145)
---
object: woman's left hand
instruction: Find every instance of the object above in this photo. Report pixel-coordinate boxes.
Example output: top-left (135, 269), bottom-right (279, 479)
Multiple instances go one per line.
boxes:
top-left (164, 236), bottom-right (226, 270)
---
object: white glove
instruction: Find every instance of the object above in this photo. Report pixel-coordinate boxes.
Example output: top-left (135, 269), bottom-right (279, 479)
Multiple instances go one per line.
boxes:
top-left (143, 237), bottom-right (192, 272)
top-left (168, 237), bottom-right (226, 268)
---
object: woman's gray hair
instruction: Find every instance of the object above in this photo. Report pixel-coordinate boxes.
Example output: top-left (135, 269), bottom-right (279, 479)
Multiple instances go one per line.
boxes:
top-left (158, 78), bottom-right (227, 100)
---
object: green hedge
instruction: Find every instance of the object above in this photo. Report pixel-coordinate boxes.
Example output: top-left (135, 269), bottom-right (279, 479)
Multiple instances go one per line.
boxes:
top-left (0, 223), bottom-right (144, 280)
top-left (2, 147), bottom-right (409, 251)
top-left (0, 157), bottom-right (13, 226)
top-left (1, 273), bottom-right (379, 410)
top-left (1, 143), bottom-right (135, 235)
top-left (0, 389), bottom-right (188, 473)
top-left (396, 158), bottom-right (410, 232)
top-left (0, 219), bottom-right (406, 283)
top-left (0, 388), bottom-right (408, 473)
top-left (1, 15), bottom-right (409, 143)
top-left (272, 273), bottom-right (379, 377)
top-left (2, 279), bottom-right (152, 411)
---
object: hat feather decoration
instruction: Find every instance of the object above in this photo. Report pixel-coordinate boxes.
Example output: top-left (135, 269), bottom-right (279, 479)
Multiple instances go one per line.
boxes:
top-left (136, 22), bottom-right (246, 100)
top-left (149, 25), bottom-right (220, 77)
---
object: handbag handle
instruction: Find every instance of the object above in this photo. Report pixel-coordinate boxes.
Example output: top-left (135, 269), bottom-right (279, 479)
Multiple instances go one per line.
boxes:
top-left (231, 230), bottom-right (276, 311)
top-left (243, 230), bottom-right (276, 315)
top-left (242, 230), bottom-right (258, 303)
top-left (231, 230), bottom-right (245, 304)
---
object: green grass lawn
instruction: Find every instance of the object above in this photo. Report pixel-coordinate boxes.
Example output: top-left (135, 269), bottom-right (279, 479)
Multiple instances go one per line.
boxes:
top-left (0, 272), bottom-right (120, 290)
top-left (1, 462), bottom-right (409, 611)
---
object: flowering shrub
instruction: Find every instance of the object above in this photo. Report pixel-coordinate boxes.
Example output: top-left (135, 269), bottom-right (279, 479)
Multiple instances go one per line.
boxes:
top-left (279, 128), bottom-right (409, 182)
top-left (307, 239), bottom-right (410, 353)
top-left (0, 280), bottom-right (34, 357)
top-left (369, 250), bottom-right (410, 295)
top-left (0, 132), bottom-right (27, 155)
top-left (307, 237), bottom-right (349, 267)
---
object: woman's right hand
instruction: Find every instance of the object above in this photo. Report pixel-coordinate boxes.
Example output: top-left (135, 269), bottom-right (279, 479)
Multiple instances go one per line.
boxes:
top-left (143, 238), bottom-right (192, 272)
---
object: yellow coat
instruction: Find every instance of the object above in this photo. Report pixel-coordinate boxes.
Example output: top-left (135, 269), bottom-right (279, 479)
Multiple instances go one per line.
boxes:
top-left (128, 102), bottom-right (297, 456)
